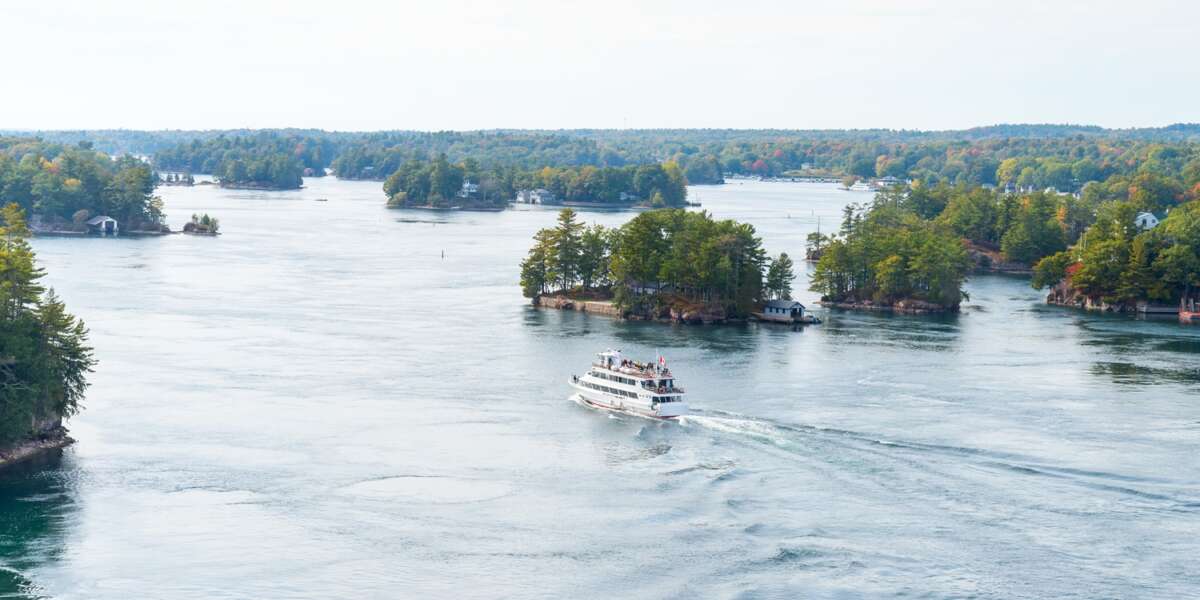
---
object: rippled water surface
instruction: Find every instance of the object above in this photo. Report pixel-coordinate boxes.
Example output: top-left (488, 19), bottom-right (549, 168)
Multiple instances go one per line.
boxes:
top-left (2, 179), bottom-right (1198, 599)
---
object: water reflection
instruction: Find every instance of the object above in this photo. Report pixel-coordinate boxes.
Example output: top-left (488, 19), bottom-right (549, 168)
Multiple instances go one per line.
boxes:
top-left (818, 309), bottom-right (963, 352)
top-left (0, 451), bottom-right (75, 600)
top-left (1157, 339), bottom-right (1200, 354)
top-left (1091, 361), bottom-right (1200, 386)
top-left (610, 318), bottom-right (763, 356)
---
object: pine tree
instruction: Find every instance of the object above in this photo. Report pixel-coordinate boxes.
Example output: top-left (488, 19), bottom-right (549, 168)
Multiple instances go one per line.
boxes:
top-left (551, 209), bottom-right (583, 291)
top-left (0, 204), bottom-right (94, 447)
top-left (766, 252), bottom-right (796, 300)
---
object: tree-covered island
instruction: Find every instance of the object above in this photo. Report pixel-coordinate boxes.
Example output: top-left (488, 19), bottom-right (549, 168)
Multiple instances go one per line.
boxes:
top-left (385, 155), bottom-right (689, 210)
top-left (153, 133), bottom-right (329, 190)
top-left (0, 137), bottom-right (166, 234)
top-left (520, 208), bottom-right (793, 323)
top-left (810, 191), bottom-right (971, 312)
top-left (0, 204), bottom-right (95, 467)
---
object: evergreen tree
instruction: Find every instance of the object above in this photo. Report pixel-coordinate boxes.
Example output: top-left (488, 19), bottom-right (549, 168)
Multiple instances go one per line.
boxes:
top-left (577, 224), bottom-right (611, 292)
top-left (766, 253), bottom-right (796, 300)
top-left (0, 204), bottom-right (94, 447)
top-left (519, 229), bottom-right (555, 298)
top-left (551, 209), bottom-right (583, 291)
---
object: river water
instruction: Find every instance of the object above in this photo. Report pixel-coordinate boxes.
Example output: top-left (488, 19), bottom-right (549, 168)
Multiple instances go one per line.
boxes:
top-left (2, 179), bottom-right (1198, 599)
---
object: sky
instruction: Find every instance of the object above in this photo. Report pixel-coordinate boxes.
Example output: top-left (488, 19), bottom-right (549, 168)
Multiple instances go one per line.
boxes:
top-left (2, 0), bottom-right (1197, 131)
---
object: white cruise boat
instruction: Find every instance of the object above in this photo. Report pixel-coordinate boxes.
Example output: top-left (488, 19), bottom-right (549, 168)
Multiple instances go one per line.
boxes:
top-left (570, 350), bottom-right (687, 419)
top-left (848, 180), bottom-right (873, 192)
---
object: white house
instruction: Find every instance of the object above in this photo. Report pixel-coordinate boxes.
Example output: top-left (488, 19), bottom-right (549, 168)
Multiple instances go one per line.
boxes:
top-left (1135, 211), bottom-right (1162, 230)
top-left (457, 180), bottom-right (480, 199)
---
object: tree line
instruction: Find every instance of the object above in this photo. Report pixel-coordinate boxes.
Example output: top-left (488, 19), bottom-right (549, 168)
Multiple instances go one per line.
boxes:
top-left (17, 124), bottom-right (1200, 189)
top-left (86, 125), bottom-right (1200, 199)
top-left (520, 209), bottom-right (794, 319)
top-left (0, 204), bottom-right (94, 447)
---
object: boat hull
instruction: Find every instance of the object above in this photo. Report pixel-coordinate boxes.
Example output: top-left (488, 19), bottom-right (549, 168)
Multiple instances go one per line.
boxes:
top-left (570, 380), bottom-right (686, 419)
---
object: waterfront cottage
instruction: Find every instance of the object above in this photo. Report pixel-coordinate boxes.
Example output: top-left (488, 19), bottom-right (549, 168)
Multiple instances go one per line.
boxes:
top-left (458, 180), bottom-right (480, 199)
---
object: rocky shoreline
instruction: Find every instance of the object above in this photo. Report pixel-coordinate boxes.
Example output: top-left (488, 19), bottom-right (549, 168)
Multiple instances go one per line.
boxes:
top-left (534, 294), bottom-right (735, 324)
top-left (219, 182), bottom-right (302, 191)
top-left (0, 429), bottom-right (73, 471)
top-left (819, 298), bottom-right (957, 314)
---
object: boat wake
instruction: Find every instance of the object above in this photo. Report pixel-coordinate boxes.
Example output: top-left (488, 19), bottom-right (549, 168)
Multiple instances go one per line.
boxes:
top-left (675, 408), bottom-right (1199, 510)
top-left (568, 394), bottom-right (1197, 509)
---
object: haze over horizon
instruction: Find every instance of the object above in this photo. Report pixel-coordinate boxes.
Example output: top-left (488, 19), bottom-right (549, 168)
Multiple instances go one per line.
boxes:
top-left (3, 0), bottom-right (1197, 131)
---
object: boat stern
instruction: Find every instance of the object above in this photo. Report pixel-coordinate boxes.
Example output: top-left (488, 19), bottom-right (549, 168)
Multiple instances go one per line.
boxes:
top-left (655, 401), bottom-right (688, 418)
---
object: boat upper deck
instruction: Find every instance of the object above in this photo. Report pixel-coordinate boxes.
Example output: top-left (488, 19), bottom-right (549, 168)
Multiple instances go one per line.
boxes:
top-left (589, 350), bottom-right (684, 394)
top-left (591, 361), bottom-right (673, 381)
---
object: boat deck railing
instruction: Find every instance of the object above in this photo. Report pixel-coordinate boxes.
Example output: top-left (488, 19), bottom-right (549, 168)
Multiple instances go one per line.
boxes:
top-left (592, 362), bottom-right (673, 380)
top-left (646, 386), bottom-right (685, 395)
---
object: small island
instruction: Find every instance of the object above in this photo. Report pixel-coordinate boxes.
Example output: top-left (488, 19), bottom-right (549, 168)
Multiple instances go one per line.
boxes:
top-left (153, 132), bottom-right (332, 190)
top-left (183, 213), bottom-right (221, 236)
top-left (215, 153), bottom-right (305, 190)
top-left (810, 192), bottom-right (971, 313)
top-left (384, 155), bottom-right (690, 211)
top-left (520, 208), bottom-right (796, 324)
top-left (384, 154), bottom-right (506, 211)
top-left (0, 205), bottom-right (95, 469)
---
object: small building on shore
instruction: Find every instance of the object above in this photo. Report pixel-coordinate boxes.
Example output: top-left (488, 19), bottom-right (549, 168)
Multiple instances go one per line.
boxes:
top-left (458, 180), bottom-right (481, 199)
top-left (86, 215), bottom-right (118, 235)
top-left (758, 299), bottom-right (806, 323)
top-left (515, 188), bottom-right (556, 204)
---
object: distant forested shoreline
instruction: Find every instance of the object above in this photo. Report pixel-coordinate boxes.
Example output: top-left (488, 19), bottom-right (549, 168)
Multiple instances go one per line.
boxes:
top-left (9, 124), bottom-right (1200, 192)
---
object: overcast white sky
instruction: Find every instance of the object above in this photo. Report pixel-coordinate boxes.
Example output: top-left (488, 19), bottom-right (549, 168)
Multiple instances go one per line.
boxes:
top-left (2, 0), bottom-right (1196, 131)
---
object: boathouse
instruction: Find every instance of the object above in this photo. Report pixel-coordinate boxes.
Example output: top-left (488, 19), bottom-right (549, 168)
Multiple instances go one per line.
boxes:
top-left (762, 299), bottom-right (805, 321)
top-left (86, 215), bottom-right (118, 235)
top-left (515, 188), bottom-right (556, 204)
